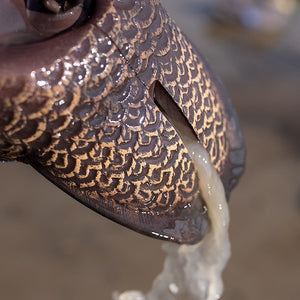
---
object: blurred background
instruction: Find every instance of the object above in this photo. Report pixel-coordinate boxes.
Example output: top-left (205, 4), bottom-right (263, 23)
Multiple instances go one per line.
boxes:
top-left (0, 0), bottom-right (299, 299)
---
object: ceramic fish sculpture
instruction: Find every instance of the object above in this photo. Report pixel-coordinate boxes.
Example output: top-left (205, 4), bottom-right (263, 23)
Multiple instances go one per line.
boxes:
top-left (0, 0), bottom-right (245, 244)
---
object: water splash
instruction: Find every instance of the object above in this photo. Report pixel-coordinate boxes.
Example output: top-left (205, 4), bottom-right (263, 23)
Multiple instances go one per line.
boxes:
top-left (114, 138), bottom-right (230, 300)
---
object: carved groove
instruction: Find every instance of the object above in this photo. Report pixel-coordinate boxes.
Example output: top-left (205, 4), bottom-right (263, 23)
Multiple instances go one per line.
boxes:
top-left (0, 0), bottom-right (245, 244)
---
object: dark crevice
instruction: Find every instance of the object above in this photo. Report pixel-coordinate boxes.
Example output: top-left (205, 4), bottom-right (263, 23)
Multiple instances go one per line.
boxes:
top-left (150, 80), bottom-right (200, 148)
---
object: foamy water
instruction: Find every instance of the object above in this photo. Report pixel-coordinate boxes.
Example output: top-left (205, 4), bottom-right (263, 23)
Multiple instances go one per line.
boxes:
top-left (114, 138), bottom-right (230, 300)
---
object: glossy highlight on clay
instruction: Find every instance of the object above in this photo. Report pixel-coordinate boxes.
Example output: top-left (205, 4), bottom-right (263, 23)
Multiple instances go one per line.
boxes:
top-left (0, 0), bottom-right (245, 244)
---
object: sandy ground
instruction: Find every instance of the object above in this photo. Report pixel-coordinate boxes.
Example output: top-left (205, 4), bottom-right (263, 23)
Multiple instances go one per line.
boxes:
top-left (0, 1), bottom-right (299, 299)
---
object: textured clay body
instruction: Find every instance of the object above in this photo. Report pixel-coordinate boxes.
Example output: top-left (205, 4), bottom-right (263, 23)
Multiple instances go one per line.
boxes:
top-left (0, 0), bottom-right (245, 244)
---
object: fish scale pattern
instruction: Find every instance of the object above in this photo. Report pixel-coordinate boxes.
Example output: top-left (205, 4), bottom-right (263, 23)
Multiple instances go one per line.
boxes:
top-left (0, 0), bottom-right (245, 243)
top-left (0, 16), bottom-right (205, 243)
top-left (32, 28), bottom-right (199, 214)
top-left (102, 0), bottom-right (228, 174)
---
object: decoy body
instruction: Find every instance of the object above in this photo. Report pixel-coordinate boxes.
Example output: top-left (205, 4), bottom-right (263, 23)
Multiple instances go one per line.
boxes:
top-left (0, 0), bottom-right (245, 244)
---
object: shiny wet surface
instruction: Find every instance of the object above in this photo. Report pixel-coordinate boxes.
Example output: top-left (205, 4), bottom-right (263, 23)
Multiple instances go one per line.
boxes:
top-left (0, 0), bottom-right (299, 299)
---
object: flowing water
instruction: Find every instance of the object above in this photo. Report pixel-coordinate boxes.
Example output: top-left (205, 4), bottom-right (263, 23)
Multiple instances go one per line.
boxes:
top-left (115, 140), bottom-right (230, 300)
